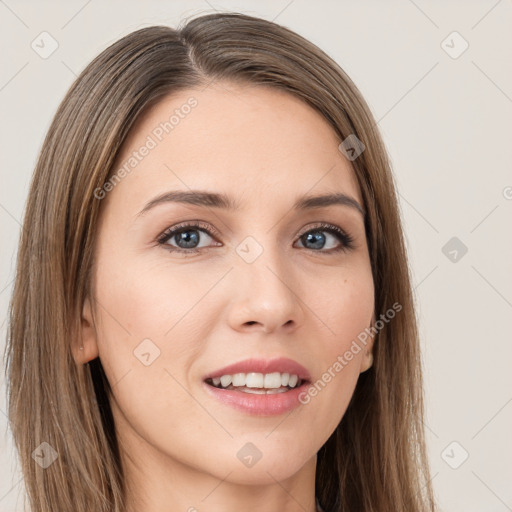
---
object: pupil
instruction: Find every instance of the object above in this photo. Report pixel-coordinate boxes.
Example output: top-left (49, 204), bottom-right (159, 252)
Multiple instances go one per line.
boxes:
top-left (303, 231), bottom-right (325, 249)
top-left (176, 230), bottom-right (199, 248)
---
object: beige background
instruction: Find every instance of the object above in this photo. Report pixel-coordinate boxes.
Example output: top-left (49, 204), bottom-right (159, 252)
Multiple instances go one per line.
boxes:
top-left (1, 1), bottom-right (511, 510)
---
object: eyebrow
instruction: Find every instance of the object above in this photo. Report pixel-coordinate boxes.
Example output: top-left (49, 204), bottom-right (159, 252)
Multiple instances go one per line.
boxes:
top-left (136, 190), bottom-right (365, 218)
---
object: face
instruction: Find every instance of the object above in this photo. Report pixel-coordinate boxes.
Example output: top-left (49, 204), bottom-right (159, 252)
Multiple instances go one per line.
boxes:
top-left (78, 81), bottom-right (375, 496)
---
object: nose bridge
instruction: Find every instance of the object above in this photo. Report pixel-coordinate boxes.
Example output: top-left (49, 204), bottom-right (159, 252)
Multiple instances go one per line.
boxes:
top-left (228, 233), bottom-right (302, 332)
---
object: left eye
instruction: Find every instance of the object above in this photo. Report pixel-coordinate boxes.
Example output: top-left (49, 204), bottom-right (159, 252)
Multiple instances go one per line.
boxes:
top-left (296, 229), bottom-right (342, 251)
top-left (157, 222), bottom-right (354, 254)
top-left (295, 224), bottom-right (355, 253)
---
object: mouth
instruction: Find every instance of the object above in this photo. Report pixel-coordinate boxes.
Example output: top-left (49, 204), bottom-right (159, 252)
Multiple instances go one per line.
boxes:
top-left (201, 358), bottom-right (312, 415)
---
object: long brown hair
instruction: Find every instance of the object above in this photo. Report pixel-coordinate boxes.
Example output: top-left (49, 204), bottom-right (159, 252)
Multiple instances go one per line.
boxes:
top-left (5, 12), bottom-right (436, 512)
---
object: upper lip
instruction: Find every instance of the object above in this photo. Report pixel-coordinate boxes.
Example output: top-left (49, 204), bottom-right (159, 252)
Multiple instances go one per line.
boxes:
top-left (204, 357), bottom-right (312, 382)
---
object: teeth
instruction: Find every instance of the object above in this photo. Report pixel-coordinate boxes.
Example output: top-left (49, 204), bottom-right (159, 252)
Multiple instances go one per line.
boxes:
top-left (246, 372), bottom-right (264, 388)
top-left (288, 374), bottom-right (298, 387)
top-left (263, 372), bottom-right (282, 388)
top-left (207, 372), bottom-right (303, 390)
top-left (220, 375), bottom-right (232, 387)
top-left (232, 373), bottom-right (245, 386)
top-left (236, 387), bottom-right (290, 394)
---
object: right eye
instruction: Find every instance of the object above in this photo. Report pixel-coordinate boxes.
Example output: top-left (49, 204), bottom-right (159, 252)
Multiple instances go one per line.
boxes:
top-left (157, 221), bottom-right (222, 254)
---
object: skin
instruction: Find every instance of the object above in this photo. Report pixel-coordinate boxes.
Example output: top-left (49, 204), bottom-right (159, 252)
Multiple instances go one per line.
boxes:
top-left (76, 81), bottom-right (375, 512)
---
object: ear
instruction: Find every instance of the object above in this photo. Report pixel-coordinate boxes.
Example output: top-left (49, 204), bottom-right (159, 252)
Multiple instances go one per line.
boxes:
top-left (359, 311), bottom-right (376, 373)
top-left (72, 296), bottom-right (100, 364)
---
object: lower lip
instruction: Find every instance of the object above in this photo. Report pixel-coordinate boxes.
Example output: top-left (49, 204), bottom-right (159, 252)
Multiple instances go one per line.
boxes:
top-left (202, 381), bottom-right (310, 416)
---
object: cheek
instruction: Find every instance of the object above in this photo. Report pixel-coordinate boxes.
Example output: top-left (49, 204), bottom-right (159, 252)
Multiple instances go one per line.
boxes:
top-left (91, 250), bottom-right (219, 400)
top-left (301, 267), bottom-right (373, 427)
top-left (91, 256), bottom-right (209, 445)
top-left (95, 249), bottom-right (211, 339)
top-left (313, 264), bottom-right (374, 347)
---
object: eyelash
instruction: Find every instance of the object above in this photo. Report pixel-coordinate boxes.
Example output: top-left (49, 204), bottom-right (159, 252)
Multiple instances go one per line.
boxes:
top-left (156, 221), bottom-right (355, 256)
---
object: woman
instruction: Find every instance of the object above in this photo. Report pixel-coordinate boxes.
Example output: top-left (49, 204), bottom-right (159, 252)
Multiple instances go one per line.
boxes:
top-left (5, 12), bottom-right (436, 512)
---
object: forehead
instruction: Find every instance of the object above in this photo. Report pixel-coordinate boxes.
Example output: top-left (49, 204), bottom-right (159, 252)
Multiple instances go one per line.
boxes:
top-left (109, 81), bottom-right (363, 211)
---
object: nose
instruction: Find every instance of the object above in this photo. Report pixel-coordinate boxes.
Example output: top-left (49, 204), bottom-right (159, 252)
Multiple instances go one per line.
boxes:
top-left (226, 242), bottom-right (304, 335)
